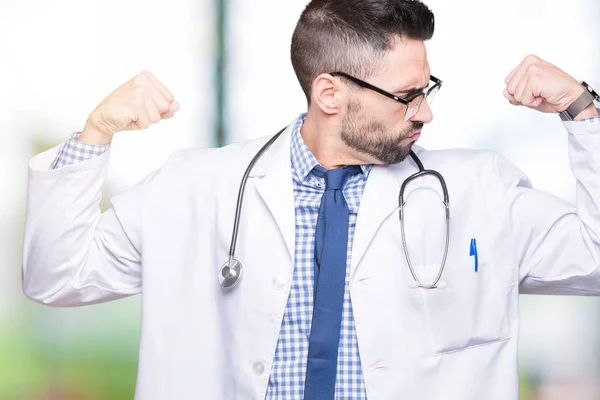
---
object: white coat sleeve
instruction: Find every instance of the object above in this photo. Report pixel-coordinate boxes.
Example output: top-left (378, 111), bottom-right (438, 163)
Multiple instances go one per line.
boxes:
top-left (493, 113), bottom-right (600, 295)
top-left (22, 142), bottom-right (151, 306)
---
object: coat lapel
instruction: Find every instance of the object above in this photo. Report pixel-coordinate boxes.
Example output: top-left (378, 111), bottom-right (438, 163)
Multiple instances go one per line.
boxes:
top-left (350, 156), bottom-right (420, 278)
top-left (252, 126), bottom-right (296, 264)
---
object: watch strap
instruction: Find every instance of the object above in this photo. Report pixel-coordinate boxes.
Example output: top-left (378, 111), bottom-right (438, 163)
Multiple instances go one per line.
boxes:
top-left (560, 81), bottom-right (599, 121)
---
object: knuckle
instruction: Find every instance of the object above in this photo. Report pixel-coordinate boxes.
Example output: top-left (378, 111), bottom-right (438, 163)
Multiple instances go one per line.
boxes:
top-left (130, 78), bottom-right (145, 92)
top-left (132, 71), bottom-right (152, 86)
top-left (163, 85), bottom-right (174, 101)
top-left (132, 74), bottom-right (145, 86)
top-left (147, 105), bottom-right (162, 124)
top-left (526, 63), bottom-right (539, 74)
top-left (526, 54), bottom-right (539, 63)
top-left (156, 99), bottom-right (170, 113)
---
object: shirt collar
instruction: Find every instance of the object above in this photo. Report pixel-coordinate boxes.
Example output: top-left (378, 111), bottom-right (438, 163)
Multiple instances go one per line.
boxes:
top-left (290, 113), bottom-right (372, 183)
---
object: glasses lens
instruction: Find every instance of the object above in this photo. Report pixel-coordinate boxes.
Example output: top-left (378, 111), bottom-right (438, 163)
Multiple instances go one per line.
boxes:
top-left (427, 85), bottom-right (440, 106)
top-left (404, 95), bottom-right (424, 121)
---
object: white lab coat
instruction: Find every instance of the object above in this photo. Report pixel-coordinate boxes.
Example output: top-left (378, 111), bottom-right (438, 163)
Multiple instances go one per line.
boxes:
top-left (22, 116), bottom-right (600, 400)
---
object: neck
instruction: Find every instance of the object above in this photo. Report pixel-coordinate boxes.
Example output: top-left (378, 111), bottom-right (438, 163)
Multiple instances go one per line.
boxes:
top-left (300, 109), bottom-right (375, 170)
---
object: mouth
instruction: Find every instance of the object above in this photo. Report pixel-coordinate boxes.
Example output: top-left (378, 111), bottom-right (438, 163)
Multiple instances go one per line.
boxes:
top-left (408, 130), bottom-right (421, 140)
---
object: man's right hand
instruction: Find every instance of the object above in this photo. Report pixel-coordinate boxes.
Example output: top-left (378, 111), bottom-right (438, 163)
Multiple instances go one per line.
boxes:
top-left (79, 71), bottom-right (180, 145)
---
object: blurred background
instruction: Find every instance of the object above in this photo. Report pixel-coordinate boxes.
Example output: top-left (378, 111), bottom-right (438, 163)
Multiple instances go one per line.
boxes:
top-left (1, 0), bottom-right (599, 398)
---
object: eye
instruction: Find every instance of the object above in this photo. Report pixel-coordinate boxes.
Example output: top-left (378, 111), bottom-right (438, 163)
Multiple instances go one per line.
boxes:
top-left (406, 92), bottom-right (424, 102)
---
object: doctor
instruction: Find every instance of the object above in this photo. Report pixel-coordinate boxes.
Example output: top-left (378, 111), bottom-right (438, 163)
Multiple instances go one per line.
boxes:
top-left (22, 0), bottom-right (600, 399)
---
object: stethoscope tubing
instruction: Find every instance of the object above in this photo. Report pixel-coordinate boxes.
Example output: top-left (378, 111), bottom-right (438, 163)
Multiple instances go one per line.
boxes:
top-left (400, 152), bottom-right (450, 289)
top-left (228, 128), bottom-right (287, 264)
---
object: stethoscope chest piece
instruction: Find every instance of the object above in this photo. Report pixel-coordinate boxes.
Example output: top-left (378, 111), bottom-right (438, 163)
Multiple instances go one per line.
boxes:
top-left (219, 258), bottom-right (243, 289)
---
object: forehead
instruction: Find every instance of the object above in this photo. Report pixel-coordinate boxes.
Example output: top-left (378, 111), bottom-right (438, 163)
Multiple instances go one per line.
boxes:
top-left (371, 37), bottom-right (430, 88)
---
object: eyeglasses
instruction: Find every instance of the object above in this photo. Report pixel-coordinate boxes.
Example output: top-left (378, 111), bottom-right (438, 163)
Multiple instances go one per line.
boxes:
top-left (329, 71), bottom-right (442, 121)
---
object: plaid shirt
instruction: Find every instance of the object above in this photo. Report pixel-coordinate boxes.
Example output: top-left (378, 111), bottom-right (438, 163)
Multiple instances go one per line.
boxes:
top-left (51, 116), bottom-right (371, 398)
top-left (49, 132), bottom-right (111, 169)
top-left (265, 114), bottom-right (371, 399)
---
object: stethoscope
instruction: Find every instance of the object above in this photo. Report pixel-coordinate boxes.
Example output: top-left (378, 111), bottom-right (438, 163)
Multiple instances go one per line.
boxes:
top-left (399, 153), bottom-right (450, 289)
top-left (218, 127), bottom-right (450, 290)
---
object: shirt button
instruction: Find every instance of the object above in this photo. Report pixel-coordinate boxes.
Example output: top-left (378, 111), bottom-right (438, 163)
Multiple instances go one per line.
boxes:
top-left (253, 361), bottom-right (265, 375)
top-left (272, 276), bottom-right (286, 291)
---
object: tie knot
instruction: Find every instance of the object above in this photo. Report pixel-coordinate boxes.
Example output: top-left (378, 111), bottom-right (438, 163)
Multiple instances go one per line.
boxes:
top-left (312, 165), bottom-right (362, 190)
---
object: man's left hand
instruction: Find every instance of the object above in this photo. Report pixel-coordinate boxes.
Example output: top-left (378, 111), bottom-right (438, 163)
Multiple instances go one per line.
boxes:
top-left (504, 55), bottom-right (598, 119)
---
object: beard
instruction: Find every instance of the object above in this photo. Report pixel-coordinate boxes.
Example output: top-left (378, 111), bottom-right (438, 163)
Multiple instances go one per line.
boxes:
top-left (340, 99), bottom-right (423, 164)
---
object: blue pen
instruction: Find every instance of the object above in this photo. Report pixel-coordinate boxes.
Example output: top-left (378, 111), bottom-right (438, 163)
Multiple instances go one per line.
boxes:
top-left (470, 238), bottom-right (479, 272)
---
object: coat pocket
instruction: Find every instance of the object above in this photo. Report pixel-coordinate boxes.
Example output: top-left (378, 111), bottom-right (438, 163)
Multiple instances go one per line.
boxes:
top-left (419, 260), bottom-right (512, 355)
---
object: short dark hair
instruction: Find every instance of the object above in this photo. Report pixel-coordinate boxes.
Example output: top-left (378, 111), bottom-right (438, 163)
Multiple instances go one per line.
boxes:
top-left (291, 0), bottom-right (435, 103)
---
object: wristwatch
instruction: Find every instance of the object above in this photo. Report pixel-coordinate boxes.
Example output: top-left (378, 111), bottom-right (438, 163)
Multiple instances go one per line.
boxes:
top-left (559, 81), bottom-right (600, 121)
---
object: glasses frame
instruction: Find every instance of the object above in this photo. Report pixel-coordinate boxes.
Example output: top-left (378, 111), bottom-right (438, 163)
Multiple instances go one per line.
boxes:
top-left (329, 71), bottom-right (442, 121)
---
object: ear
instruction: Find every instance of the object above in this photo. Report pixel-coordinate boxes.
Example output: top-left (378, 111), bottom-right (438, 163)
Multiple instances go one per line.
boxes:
top-left (311, 73), bottom-right (346, 115)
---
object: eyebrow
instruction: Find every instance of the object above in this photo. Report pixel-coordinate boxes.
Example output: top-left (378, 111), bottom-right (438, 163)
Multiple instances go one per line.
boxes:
top-left (393, 85), bottom-right (428, 95)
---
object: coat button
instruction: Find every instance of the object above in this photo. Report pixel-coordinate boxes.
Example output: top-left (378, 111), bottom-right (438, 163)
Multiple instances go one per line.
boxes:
top-left (272, 276), bottom-right (286, 291)
top-left (253, 361), bottom-right (265, 375)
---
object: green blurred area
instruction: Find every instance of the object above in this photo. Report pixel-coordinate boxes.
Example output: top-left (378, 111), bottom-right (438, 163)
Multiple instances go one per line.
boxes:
top-left (0, 299), bottom-right (140, 400)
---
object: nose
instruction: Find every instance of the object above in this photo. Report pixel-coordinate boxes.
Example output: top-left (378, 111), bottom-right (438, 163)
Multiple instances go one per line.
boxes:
top-left (411, 97), bottom-right (434, 124)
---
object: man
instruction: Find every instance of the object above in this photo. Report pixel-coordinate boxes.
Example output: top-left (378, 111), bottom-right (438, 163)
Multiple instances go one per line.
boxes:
top-left (22, 0), bottom-right (600, 399)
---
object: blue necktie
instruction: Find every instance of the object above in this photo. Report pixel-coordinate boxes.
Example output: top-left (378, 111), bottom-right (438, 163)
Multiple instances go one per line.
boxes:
top-left (304, 165), bottom-right (362, 400)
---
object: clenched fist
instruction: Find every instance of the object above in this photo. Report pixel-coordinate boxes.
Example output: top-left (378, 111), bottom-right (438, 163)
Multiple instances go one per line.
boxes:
top-left (80, 71), bottom-right (180, 145)
top-left (503, 55), bottom-right (598, 120)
